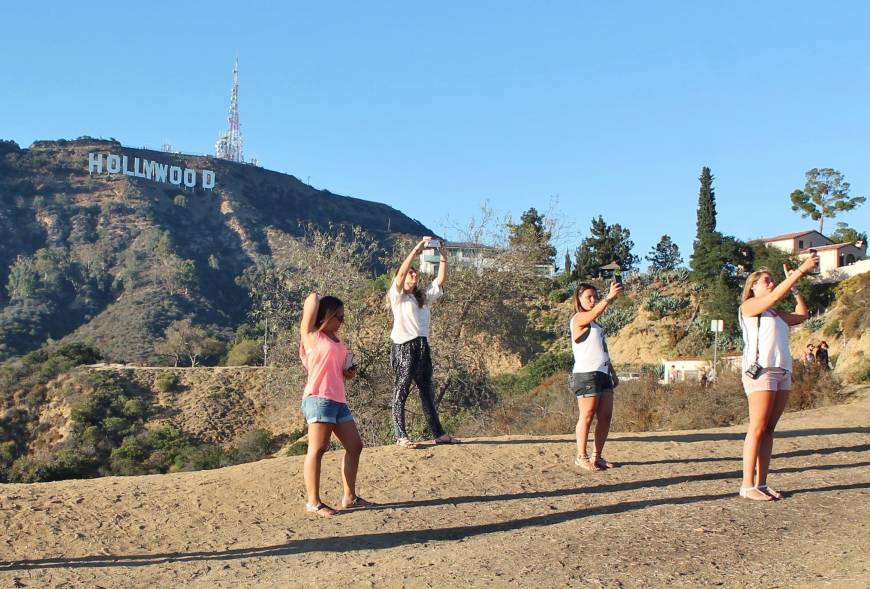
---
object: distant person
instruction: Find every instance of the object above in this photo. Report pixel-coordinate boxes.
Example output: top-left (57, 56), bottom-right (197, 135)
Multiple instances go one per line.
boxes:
top-left (700, 371), bottom-right (708, 388)
top-left (738, 254), bottom-right (818, 501)
top-left (816, 341), bottom-right (830, 370)
top-left (387, 236), bottom-right (457, 448)
top-left (299, 292), bottom-right (371, 517)
top-left (569, 280), bottom-right (622, 471)
top-left (804, 343), bottom-right (816, 364)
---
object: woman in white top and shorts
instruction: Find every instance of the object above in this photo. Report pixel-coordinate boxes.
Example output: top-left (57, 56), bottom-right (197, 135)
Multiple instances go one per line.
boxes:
top-left (738, 252), bottom-right (818, 501)
top-left (387, 236), bottom-right (457, 448)
top-left (569, 281), bottom-right (622, 471)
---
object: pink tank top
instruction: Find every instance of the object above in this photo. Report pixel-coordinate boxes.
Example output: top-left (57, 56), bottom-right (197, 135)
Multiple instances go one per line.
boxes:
top-left (300, 332), bottom-right (347, 403)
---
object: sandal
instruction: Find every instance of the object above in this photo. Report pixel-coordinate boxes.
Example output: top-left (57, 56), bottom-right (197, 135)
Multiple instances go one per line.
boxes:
top-left (342, 495), bottom-right (375, 509)
top-left (574, 455), bottom-right (601, 472)
top-left (396, 438), bottom-right (420, 449)
top-left (757, 484), bottom-right (783, 500)
top-left (305, 502), bottom-right (338, 517)
top-left (433, 435), bottom-right (460, 445)
top-left (592, 452), bottom-right (615, 469)
top-left (738, 486), bottom-right (772, 501)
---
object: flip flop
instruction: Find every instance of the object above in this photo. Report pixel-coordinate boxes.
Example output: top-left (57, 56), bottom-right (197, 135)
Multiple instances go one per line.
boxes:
top-left (396, 438), bottom-right (420, 449)
top-left (342, 496), bottom-right (375, 509)
top-left (305, 502), bottom-right (338, 517)
top-left (433, 435), bottom-right (460, 445)
top-left (574, 456), bottom-right (601, 472)
top-left (757, 485), bottom-right (783, 500)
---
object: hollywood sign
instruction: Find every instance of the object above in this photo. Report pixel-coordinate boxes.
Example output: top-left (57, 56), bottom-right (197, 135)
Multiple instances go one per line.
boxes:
top-left (87, 152), bottom-right (216, 189)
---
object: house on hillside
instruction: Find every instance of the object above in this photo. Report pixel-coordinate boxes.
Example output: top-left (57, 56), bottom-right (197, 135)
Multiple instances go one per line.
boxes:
top-left (418, 242), bottom-right (500, 274)
top-left (754, 230), bottom-right (867, 282)
top-left (419, 242), bottom-right (557, 277)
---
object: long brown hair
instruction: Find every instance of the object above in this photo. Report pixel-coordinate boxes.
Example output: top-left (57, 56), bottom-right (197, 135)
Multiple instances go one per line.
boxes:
top-left (572, 283), bottom-right (597, 313)
top-left (384, 267), bottom-right (427, 309)
top-left (315, 296), bottom-right (344, 332)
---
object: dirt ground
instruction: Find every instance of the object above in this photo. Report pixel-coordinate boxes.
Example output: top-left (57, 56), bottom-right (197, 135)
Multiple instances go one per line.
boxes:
top-left (1, 387), bottom-right (868, 588)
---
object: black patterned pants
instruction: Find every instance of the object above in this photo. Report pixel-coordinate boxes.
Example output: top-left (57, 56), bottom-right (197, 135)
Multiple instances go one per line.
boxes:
top-left (390, 336), bottom-right (446, 440)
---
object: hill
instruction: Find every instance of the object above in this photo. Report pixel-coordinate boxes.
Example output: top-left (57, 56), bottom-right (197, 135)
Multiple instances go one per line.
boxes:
top-left (0, 138), bottom-right (431, 362)
top-left (0, 385), bottom-right (867, 588)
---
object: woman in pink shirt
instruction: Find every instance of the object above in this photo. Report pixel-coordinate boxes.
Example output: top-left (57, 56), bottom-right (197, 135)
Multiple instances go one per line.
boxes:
top-left (300, 292), bottom-right (371, 517)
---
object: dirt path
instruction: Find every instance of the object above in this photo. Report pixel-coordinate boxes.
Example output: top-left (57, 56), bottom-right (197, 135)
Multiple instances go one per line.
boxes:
top-left (1, 388), bottom-right (869, 588)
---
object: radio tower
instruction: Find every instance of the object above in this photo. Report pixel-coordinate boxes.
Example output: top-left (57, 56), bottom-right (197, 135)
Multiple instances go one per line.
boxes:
top-left (215, 58), bottom-right (244, 162)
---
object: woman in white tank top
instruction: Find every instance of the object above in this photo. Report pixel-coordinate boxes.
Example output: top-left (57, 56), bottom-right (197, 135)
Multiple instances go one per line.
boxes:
top-left (569, 281), bottom-right (622, 472)
top-left (737, 253), bottom-right (818, 501)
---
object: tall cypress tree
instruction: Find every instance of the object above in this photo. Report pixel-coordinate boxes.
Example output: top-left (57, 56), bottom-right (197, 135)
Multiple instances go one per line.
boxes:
top-left (696, 166), bottom-right (716, 237)
top-left (691, 167), bottom-right (718, 278)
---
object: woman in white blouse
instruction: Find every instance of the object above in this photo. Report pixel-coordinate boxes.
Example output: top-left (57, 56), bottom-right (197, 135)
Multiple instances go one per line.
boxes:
top-left (738, 252), bottom-right (818, 500)
top-left (388, 236), bottom-right (456, 448)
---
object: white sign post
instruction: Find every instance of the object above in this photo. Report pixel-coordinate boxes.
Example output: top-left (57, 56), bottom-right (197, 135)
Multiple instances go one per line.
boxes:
top-left (710, 319), bottom-right (724, 380)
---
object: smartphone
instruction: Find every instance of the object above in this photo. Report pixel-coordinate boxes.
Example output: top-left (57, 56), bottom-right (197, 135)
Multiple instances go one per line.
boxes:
top-left (612, 271), bottom-right (623, 287)
top-left (425, 239), bottom-right (442, 249)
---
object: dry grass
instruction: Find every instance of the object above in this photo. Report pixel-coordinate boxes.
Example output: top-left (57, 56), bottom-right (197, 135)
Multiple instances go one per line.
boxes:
top-left (485, 362), bottom-right (850, 436)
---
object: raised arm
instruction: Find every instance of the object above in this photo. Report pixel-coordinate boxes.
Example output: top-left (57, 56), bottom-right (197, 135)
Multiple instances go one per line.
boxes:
top-left (571, 281), bottom-right (622, 341)
top-left (300, 292), bottom-right (321, 351)
top-left (741, 254), bottom-right (818, 318)
top-left (777, 266), bottom-right (811, 326)
top-left (394, 236), bottom-right (431, 293)
top-left (436, 241), bottom-right (448, 288)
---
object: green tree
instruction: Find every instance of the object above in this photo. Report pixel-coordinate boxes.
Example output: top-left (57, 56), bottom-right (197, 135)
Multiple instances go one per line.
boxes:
top-left (829, 222), bottom-right (867, 244)
top-left (696, 166), bottom-right (716, 237)
top-left (691, 167), bottom-right (720, 278)
top-left (646, 235), bottom-right (683, 271)
top-left (508, 207), bottom-right (557, 264)
top-left (574, 216), bottom-right (639, 278)
top-left (790, 168), bottom-right (866, 234)
top-left (563, 250), bottom-right (571, 275)
top-left (154, 319), bottom-right (224, 367)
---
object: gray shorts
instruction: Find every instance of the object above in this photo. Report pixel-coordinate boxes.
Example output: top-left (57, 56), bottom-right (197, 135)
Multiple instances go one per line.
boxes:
top-left (568, 371), bottom-right (614, 397)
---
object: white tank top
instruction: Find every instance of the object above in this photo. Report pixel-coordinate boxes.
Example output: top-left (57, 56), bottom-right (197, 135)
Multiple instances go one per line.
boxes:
top-left (570, 315), bottom-right (610, 374)
top-left (740, 310), bottom-right (792, 372)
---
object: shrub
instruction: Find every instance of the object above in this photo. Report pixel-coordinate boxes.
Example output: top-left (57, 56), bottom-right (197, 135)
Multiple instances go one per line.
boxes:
top-left (598, 306), bottom-right (636, 336)
top-left (225, 339), bottom-right (263, 366)
top-left (643, 291), bottom-right (690, 318)
top-left (233, 429), bottom-right (274, 463)
top-left (803, 317), bottom-right (824, 332)
top-left (823, 319), bottom-right (841, 337)
top-left (155, 372), bottom-right (179, 393)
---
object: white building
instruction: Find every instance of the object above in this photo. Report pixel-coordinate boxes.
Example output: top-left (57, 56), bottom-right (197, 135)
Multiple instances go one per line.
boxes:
top-left (418, 242), bottom-right (500, 275)
top-left (755, 229), bottom-right (867, 281)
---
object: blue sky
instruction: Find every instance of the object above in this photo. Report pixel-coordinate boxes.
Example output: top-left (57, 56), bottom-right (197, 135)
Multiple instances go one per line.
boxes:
top-left (2, 2), bottom-right (869, 267)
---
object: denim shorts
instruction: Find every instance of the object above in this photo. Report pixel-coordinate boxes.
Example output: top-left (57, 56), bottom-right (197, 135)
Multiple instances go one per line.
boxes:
top-left (301, 396), bottom-right (354, 424)
top-left (568, 371), bottom-right (614, 397)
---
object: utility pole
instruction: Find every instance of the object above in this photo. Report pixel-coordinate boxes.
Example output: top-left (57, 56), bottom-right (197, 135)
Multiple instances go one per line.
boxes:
top-left (710, 319), bottom-right (723, 380)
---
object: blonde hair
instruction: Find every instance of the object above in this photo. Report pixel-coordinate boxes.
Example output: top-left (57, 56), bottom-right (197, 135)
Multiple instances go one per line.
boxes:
top-left (741, 268), bottom-right (771, 302)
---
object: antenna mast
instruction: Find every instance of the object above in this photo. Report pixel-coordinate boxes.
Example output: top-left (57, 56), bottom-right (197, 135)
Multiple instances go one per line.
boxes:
top-left (215, 58), bottom-right (244, 162)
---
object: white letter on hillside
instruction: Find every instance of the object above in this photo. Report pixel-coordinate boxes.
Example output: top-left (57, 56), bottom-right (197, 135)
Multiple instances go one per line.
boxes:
top-left (183, 168), bottom-right (196, 188)
top-left (169, 166), bottom-right (183, 185)
top-left (107, 154), bottom-right (121, 174)
top-left (133, 157), bottom-right (146, 178)
top-left (202, 170), bottom-right (215, 189)
top-left (155, 162), bottom-right (168, 183)
top-left (143, 159), bottom-right (156, 180)
top-left (88, 152), bottom-right (103, 174)
top-left (122, 155), bottom-right (135, 176)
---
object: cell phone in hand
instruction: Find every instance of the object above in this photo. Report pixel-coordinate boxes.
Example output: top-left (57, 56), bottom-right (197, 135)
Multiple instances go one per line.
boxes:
top-left (425, 239), bottom-right (442, 249)
top-left (612, 272), bottom-right (622, 287)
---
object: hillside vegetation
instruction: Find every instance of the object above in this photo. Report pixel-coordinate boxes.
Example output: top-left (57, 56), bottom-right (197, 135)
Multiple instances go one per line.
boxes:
top-left (0, 138), bottom-right (429, 362)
